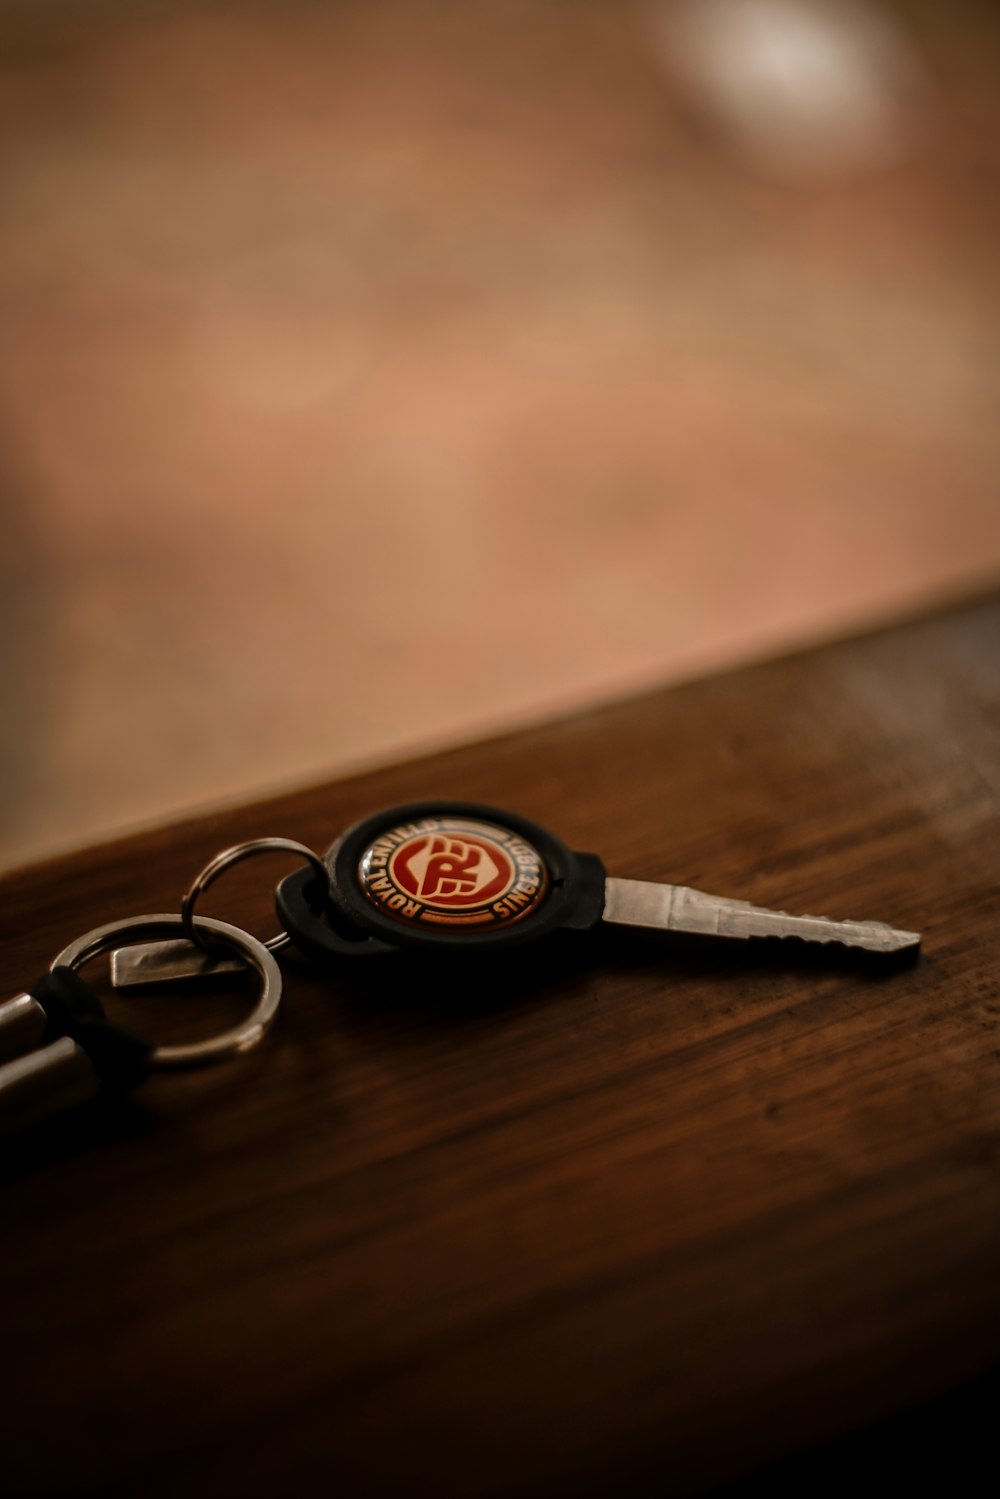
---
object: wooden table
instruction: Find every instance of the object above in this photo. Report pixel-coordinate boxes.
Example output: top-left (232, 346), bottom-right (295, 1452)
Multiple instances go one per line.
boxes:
top-left (2, 594), bottom-right (998, 1497)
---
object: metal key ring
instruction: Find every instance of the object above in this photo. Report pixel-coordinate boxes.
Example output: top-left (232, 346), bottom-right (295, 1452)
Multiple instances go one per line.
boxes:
top-left (52, 914), bottom-right (282, 1070)
top-left (181, 838), bottom-right (330, 956)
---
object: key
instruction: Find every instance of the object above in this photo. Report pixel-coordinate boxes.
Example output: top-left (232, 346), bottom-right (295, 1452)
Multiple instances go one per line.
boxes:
top-left (273, 800), bottom-right (920, 965)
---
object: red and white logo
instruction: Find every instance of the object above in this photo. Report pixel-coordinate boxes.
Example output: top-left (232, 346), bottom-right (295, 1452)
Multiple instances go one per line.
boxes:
top-left (391, 834), bottom-right (515, 907)
top-left (358, 816), bottom-right (547, 930)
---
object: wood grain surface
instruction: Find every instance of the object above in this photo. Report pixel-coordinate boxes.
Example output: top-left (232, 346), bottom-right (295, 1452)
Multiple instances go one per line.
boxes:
top-left (2, 593), bottom-right (999, 1497)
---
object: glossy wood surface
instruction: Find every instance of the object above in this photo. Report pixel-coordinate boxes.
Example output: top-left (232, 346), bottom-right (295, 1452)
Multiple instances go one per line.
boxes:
top-left (2, 593), bottom-right (998, 1497)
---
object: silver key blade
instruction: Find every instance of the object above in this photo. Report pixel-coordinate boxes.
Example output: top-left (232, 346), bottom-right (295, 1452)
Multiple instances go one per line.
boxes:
top-left (602, 878), bottom-right (920, 954)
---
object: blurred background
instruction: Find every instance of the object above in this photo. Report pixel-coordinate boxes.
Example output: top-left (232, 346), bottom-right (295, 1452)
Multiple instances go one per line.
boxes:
top-left (0, 0), bottom-right (998, 871)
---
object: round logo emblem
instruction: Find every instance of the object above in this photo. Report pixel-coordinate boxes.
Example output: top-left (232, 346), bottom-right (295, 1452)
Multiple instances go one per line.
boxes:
top-left (357, 815), bottom-right (549, 930)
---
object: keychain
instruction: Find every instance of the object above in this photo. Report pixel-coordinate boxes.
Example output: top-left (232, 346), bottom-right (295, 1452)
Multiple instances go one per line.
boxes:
top-left (114, 800), bottom-right (920, 983)
top-left (2, 801), bottom-right (919, 1132)
top-left (273, 801), bottom-right (920, 961)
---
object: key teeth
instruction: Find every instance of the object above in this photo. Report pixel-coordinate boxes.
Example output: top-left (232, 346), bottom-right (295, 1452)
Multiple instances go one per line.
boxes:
top-left (751, 905), bottom-right (921, 953)
top-left (784, 916), bottom-right (919, 952)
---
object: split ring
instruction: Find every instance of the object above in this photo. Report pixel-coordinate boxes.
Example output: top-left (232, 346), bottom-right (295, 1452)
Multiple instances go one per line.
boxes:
top-left (52, 914), bottom-right (282, 1070)
top-left (181, 838), bottom-right (330, 956)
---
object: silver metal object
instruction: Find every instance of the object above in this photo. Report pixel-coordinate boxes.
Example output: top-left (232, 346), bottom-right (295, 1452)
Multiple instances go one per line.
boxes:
top-left (0, 914), bottom-right (283, 1132)
top-left (602, 879), bottom-right (920, 954)
top-left (0, 992), bottom-right (48, 1064)
top-left (53, 913), bottom-right (283, 1069)
top-left (0, 1035), bottom-right (99, 1132)
top-left (112, 838), bottom-right (329, 990)
top-left (111, 939), bottom-right (246, 989)
top-left (182, 837), bottom-right (328, 955)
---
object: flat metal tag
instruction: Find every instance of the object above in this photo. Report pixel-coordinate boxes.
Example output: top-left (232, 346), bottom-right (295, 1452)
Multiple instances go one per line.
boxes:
top-left (110, 939), bottom-right (246, 990)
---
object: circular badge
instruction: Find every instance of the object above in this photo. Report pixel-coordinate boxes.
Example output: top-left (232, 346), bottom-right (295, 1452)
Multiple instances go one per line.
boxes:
top-left (357, 814), bottom-right (549, 931)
